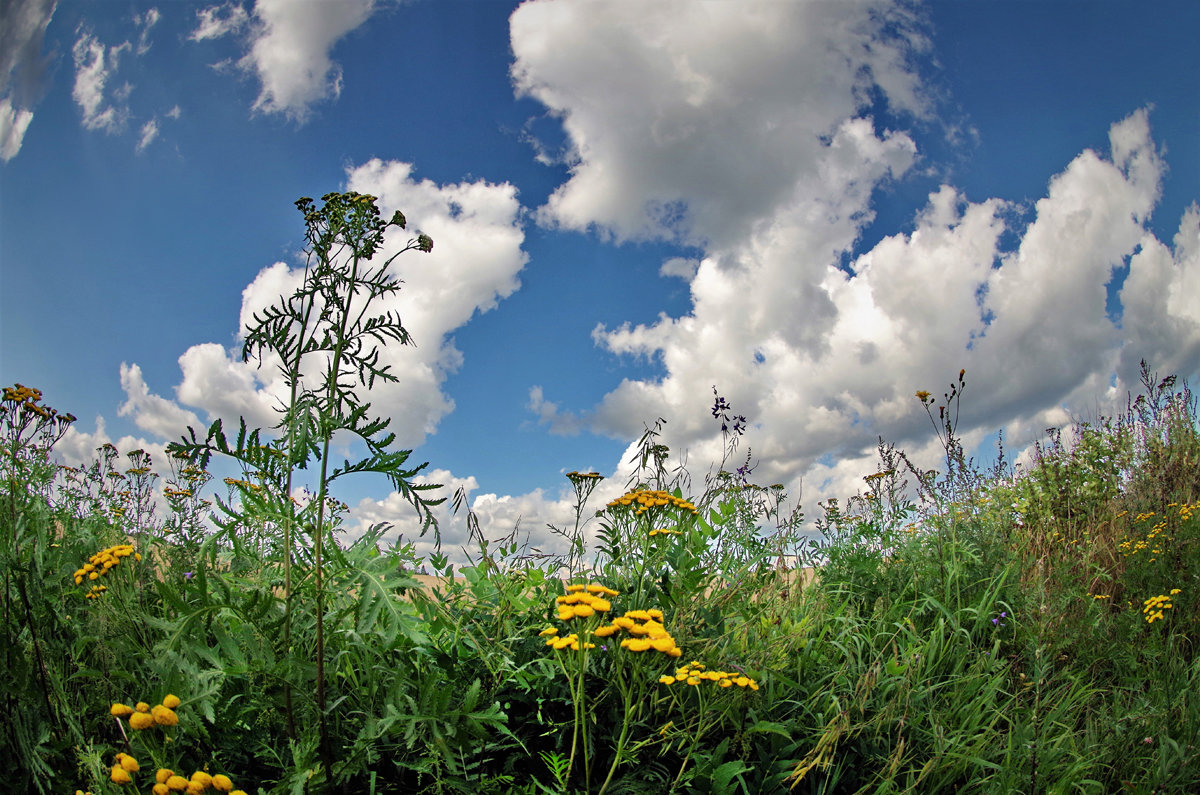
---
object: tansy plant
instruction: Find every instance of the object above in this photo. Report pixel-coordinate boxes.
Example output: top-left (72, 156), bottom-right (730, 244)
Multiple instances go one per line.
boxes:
top-left (167, 192), bottom-right (443, 775)
top-left (107, 695), bottom-right (249, 794)
top-left (539, 582), bottom-right (692, 794)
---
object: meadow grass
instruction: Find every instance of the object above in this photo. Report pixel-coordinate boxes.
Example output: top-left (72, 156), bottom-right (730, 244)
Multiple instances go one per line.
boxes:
top-left (2, 198), bottom-right (1198, 795)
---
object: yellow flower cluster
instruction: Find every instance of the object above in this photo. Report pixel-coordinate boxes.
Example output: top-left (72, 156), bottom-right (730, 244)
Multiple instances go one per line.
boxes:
top-left (594, 609), bottom-right (682, 657)
top-left (222, 477), bottom-right (262, 491)
top-left (110, 752), bottom-right (139, 784)
top-left (606, 489), bottom-right (698, 516)
top-left (152, 768), bottom-right (245, 795)
top-left (163, 487), bottom-right (193, 498)
top-left (541, 628), bottom-right (596, 651)
top-left (73, 544), bottom-right (141, 588)
top-left (110, 693), bottom-right (181, 730)
top-left (659, 661), bottom-right (758, 690)
top-left (649, 528), bottom-right (681, 537)
top-left (1143, 589), bottom-right (1182, 624)
top-left (554, 583), bottom-right (618, 621)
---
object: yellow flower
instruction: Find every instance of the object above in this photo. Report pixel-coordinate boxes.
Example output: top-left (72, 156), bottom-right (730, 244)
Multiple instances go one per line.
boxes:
top-left (651, 636), bottom-right (677, 653)
top-left (593, 624), bottom-right (619, 637)
top-left (111, 766), bottom-right (132, 784)
top-left (211, 775), bottom-right (233, 792)
top-left (152, 705), bottom-right (179, 726)
top-left (571, 604), bottom-right (595, 618)
top-left (135, 702), bottom-right (151, 713)
top-left (162, 693), bottom-right (181, 709)
top-left (166, 775), bottom-right (189, 791)
top-left (566, 583), bottom-right (586, 592)
top-left (686, 676), bottom-right (701, 685)
top-left (118, 754), bottom-right (140, 772)
top-left (154, 785), bottom-right (170, 795)
top-left (556, 609), bottom-right (575, 622)
top-left (538, 627), bottom-right (559, 637)
top-left (719, 678), bottom-right (733, 688)
top-left (231, 791), bottom-right (249, 795)
top-left (658, 675), bottom-right (675, 684)
top-left (190, 771), bottom-right (213, 788)
top-left (185, 784), bottom-right (205, 795)
top-left (129, 712), bottom-right (155, 730)
top-left (111, 702), bottom-right (134, 717)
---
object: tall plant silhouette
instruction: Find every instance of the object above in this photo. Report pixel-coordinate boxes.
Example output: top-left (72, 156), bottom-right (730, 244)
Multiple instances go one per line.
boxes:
top-left (169, 191), bottom-right (443, 777)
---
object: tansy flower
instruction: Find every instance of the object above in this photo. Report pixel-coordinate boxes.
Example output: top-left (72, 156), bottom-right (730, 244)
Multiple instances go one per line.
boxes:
top-left (111, 766), bottom-right (132, 784)
top-left (156, 706), bottom-right (180, 726)
top-left (117, 754), bottom-right (139, 772)
top-left (190, 771), bottom-right (213, 788)
top-left (135, 702), bottom-right (150, 713)
top-left (539, 627), bottom-right (559, 637)
top-left (162, 693), bottom-right (181, 709)
top-left (156, 770), bottom-right (174, 784)
top-left (111, 702), bottom-right (134, 717)
top-left (129, 712), bottom-right (155, 730)
top-left (154, 785), bottom-right (170, 795)
top-left (593, 624), bottom-right (619, 637)
top-left (166, 775), bottom-right (189, 791)
top-left (211, 774), bottom-right (233, 792)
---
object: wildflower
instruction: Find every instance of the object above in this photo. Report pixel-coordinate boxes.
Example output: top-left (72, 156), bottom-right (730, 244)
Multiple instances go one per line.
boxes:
top-left (129, 712), bottom-right (155, 730)
top-left (162, 693), bottom-right (181, 709)
top-left (136, 702), bottom-right (151, 713)
top-left (111, 766), bottom-right (132, 784)
top-left (538, 627), bottom-right (559, 637)
top-left (152, 704), bottom-right (179, 726)
top-left (211, 774), bottom-right (234, 792)
top-left (154, 785), bottom-right (170, 795)
top-left (117, 753), bottom-right (139, 772)
top-left (190, 771), bottom-right (213, 789)
top-left (593, 624), bottom-right (619, 637)
top-left (111, 702), bottom-right (134, 717)
top-left (156, 770), bottom-right (174, 784)
top-left (166, 775), bottom-right (189, 791)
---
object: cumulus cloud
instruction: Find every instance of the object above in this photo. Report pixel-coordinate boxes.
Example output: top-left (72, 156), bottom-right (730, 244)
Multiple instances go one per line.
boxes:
top-left (511, 0), bottom-right (928, 248)
top-left (191, 0), bottom-right (379, 122)
top-left (118, 161), bottom-right (527, 453)
top-left (119, 363), bottom-right (201, 440)
top-left (510, 0), bottom-right (1200, 526)
top-left (0, 0), bottom-right (56, 159)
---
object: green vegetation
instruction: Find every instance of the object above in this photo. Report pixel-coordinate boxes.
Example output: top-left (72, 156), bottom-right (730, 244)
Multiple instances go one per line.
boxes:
top-left (2, 193), bottom-right (1198, 794)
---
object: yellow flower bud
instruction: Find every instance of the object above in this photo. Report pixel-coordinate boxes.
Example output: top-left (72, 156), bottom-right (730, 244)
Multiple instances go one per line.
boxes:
top-left (111, 766), bottom-right (132, 784)
top-left (162, 693), bottom-right (181, 709)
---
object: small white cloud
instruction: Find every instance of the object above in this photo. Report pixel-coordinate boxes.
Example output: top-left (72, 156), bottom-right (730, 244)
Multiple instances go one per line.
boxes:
top-left (133, 7), bottom-right (160, 55)
top-left (189, 3), bottom-right (249, 41)
top-left (71, 28), bottom-right (131, 132)
top-left (0, 98), bottom-right (33, 160)
top-left (194, 0), bottom-right (377, 122)
top-left (660, 257), bottom-right (700, 281)
top-left (165, 104), bottom-right (181, 119)
top-left (135, 117), bottom-right (158, 151)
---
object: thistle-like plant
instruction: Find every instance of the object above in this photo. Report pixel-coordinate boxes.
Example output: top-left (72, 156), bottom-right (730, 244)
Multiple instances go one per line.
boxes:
top-left (168, 191), bottom-right (443, 776)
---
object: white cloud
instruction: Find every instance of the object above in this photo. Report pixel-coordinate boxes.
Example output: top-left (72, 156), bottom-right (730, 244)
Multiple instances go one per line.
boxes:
top-left (135, 118), bottom-right (158, 151)
top-left (0, 98), bottom-right (33, 160)
top-left (511, 0), bottom-right (928, 248)
top-left (192, 0), bottom-right (379, 122)
top-left (0, 0), bottom-right (56, 160)
top-left (118, 363), bottom-right (201, 440)
top-left (133, 7), bottom-right (160, 55)
top-left (71, 29), bottom-right (131, 132)
top-left (119, 162), bottom-right (527, 453)
top-left (190, 3), bottom-right (250, 41)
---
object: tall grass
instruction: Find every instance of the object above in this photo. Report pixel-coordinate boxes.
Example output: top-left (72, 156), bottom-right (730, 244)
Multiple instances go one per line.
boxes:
top-left (2, 196), bottom-right (1198, 794)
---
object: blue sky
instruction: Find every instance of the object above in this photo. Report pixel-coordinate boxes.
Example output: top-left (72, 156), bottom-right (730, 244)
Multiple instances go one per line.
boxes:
top-left (2, 0), bottom-right (1198, 559)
